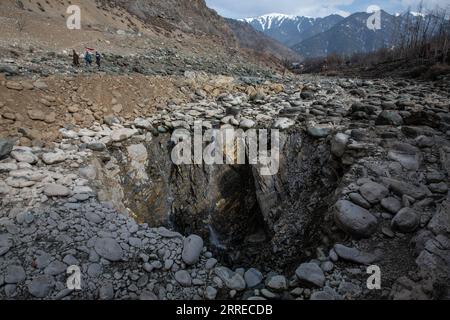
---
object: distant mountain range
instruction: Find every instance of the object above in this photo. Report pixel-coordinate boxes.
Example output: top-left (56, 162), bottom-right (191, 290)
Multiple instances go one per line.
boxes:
top-left (242, 11), bottom-right (426, 59)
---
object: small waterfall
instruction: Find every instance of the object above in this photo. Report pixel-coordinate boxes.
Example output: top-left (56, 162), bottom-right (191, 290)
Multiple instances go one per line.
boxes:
top-left (208, 225), bottom-right (226, 250)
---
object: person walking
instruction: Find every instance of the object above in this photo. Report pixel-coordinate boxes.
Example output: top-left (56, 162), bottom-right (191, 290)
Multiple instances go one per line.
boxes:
top-left (95, 51), bottom-right (102, 69)
top-left (84, 50), bottom-right (92, 67)
top-left (72, 50), bottom-right (80, 67)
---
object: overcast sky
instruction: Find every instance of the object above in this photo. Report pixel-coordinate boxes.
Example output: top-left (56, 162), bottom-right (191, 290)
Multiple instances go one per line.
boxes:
top-left (205, 0), bottom-right (450, 19)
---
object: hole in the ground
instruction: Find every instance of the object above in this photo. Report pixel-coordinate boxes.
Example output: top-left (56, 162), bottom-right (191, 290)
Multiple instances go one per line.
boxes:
top-left (116, 131), bottom-right (344, 271)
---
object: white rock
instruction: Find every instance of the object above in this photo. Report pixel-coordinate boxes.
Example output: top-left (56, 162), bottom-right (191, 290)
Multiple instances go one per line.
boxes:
top-left (59, 129), bottom-right (79, 139)
top-left (274, 118), bottom-right (295, 130)
top-left (110, 128), bottom-right (138, 142)
top-left (10, 150), bottom-right (38, 164)
top-left (239, 118), bottom-right (255, 129)
top-left (43, 184), bottom-right (71, 197)
top-left (134, 118), bottom-right (153, 130)
top-left (0, 163), bottom-right (18, 172)
top-left (42, 152), bottom-right (67, 165)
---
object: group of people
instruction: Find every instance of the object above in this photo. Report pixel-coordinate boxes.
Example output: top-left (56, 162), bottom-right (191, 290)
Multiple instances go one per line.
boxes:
top-left (72, 49), bottom-right (102, 69)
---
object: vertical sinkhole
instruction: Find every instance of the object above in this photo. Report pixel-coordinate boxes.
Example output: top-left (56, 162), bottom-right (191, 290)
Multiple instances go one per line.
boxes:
top-left (118, 130), bottom-right (344, 270)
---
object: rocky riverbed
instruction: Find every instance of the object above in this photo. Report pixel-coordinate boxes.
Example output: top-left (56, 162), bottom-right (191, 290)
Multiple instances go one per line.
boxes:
top-left (1, 73), bottom-right (449, 300)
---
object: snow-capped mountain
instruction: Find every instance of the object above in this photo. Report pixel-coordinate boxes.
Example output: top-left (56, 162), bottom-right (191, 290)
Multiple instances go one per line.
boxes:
top-left (291, 11), bottom-right (436, 58)
top-left (291, 11), bottom-right (398, 58)
top-left (243, 11), bottom-right (434, 59)
top-left (242, 13), bottom-right (345, 47)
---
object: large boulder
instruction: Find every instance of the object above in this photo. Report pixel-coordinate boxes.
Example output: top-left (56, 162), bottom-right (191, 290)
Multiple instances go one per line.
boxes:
top-left (359, 182), bottom-right (389, 204)
top-left (391, 208), bottom-right (420, 233)
top-left (334, 200), bottom-right (378, 238)
top-left (94, 238), bottom-right (124, 262)
top-left (295, 263), bottom-right (325, 287)
top-left (28, 275), bottom-right (55, 298)
top-left (181, 235), bottom-right (203, 265)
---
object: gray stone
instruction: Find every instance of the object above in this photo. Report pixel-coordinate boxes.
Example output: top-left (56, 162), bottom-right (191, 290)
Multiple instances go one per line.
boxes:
top-left (42, 152), bottom-right (67, 165)
top-left (387, 143), bottom-right (422, 171)
top-left (239, 118), bottom-right (255, 129)
top-left (415, 135), bottom-right (434, 148)
top-left (205, 286), bottom-right (217, 300)
top-left (44, 184), bottom-right (71, 197)
top-left (429, 182), bottom-right (448, 194)
top-left (331, 133), bottom-right (349, 157)
top-left (63, 255), bottom-right (79, 266)
top-left (333, 244), bottom-right (377, 265)
top-left (266, 275), bottom-right (287, 291)
top-left (349, 193), bottom-right (371, 209)
top-left (307, 125), bottom-right (331, 138)
top-left (5, 265), bottom-right (26, 284)
top-left (321, 261), bottom-right (334, 272)
top-left (376, 110), bottom-right (403, 126)
top-left (140, 290), bottom-right (158, 300)
top-left (244, 268), bottom-right (263, 288)
top-left (215, 267), bottom-right (246, 291)
top-left (392, 208), bottom-right (420, 233)
top-left (44, 260), bottom-right (67, 276)
top-left (273, 118), bottom-right (295, 130)
top-left (79, 166), bottom-right (97, 180)
top-left (28, 275), bottom-right (54, 298)
top-left (99, 282), bottom-right (114, 300)
top-left (381, 197), bottom-right (402, 214)
top-left (428, 200), bottom-right (450, 236)
top-left (359, 182), bottom-right (389, 204)
top-left (205, 258), bottom-right (218, 270)
top-left (261, 288), bottom-right (278, 299)
top-left (295, 263), bottom-right (325, 287)
top-left (87, 263), bottom-right (103, 277)
top-left (86, 142), bottom-right (106, 151)
top-left (182, 234), bottom-right (203, 265)
top-left (85, 212), bottom-right (102, 224)
top-left (310, 291), bottom-right (335, 300)
top-left (94, 238), bottom-right (123, 261)
top-left (0, 139), bottom-right (14, 160)
top-left (110, 128), bottom-right (138, 142)
top-left (334, 200), bottom-right (378, 238)
top-left (11, 150), bottom-right (38, 164)
top-left (382, 178), bottom-right (431, 200)
top-left (174, 270), bottom-right (192, 287)
top-left (35, 252), bottom-right (53, 269)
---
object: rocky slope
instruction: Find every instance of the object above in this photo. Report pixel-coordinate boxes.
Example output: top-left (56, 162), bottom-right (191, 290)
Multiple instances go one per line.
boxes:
top-left (99, 0), bottom-right (237, 44)
top-left (0, 0), bottom-right (284, 76)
